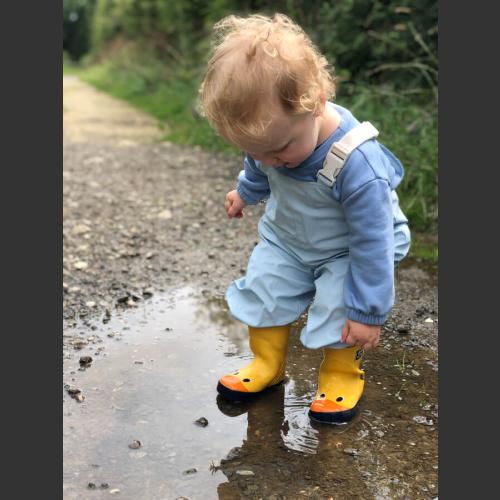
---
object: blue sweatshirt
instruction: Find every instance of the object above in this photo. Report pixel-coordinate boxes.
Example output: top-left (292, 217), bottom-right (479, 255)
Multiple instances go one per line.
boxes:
top-left (235, 103), bottom-right (409, 325)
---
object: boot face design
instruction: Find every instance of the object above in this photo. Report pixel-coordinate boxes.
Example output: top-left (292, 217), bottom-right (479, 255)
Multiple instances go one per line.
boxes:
top-left (309, 347), bottom-right (365, 424)
top-left (217, 326), bottom-right (290, 402)
top-left (220, 360), bottom-right (286, 393)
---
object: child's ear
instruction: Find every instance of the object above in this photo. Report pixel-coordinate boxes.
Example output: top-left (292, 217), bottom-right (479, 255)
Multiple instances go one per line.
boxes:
top-left (314, 94), bottom-right (327, 117)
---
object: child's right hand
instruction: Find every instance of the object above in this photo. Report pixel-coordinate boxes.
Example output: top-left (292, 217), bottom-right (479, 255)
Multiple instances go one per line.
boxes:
top-left (224, 190), bottom-right (246, 219)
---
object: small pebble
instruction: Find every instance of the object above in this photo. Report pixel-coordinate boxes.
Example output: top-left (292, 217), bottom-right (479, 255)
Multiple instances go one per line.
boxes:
top-left (73, 223), bottom-right (91, 235)
top-left (157, 209), bottom-right (173, 220)
top-left (79, 356), bottom-right (93, 366)
top-left (195, 417), bottom-right (208, 427)
top-left (72, 340), bottom-right (87, 350)
top-left (128, 440), bottom-right (141, 449)
top-left (343, 448), bottom-right (359, 457)
top-left (88, 482), bottom-right (96, 489)
top-left (413, 415), bottom-right (434, 426)
top-left (183, 468), bottom-right (197, 475)
top-left (236, 470), bottom-right (255, 476)
top-left (109, 488), bottom-right (120, 494)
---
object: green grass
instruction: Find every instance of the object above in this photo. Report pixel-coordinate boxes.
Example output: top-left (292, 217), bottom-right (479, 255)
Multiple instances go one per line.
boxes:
top-left (67, 45), bottom-right (437, 262)
top-left (340, 83), bottom-right (438, 233)
top-left (408, 232), bottom-right (438, 264)
top-left (63, 50), bottom-right (84, 75)
top-left (63, 61), bottom-right (80, 75)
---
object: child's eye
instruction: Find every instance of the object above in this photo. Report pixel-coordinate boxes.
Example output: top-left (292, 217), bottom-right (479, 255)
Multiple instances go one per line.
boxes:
top-left (275, 141), bottom-right (292, 153)
top-left (274, 140), bottom-right (293, 154)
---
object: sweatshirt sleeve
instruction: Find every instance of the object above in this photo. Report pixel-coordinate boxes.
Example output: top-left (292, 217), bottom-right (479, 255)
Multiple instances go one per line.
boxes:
top-left (236, 154), bottom-right (271, 205)
top-left (341, 177), bottom-right (395, 325)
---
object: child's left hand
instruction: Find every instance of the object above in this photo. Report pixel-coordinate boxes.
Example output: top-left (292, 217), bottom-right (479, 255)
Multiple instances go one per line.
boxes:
top-left (341, 319), bottom-right (380, 350)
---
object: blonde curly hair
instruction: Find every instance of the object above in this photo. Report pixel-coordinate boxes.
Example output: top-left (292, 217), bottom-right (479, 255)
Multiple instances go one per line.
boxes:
top-left (199, 13), bottom-right (336, 145)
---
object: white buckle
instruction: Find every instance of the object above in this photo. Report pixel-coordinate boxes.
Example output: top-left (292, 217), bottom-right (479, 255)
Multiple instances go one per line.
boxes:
top-left (317, 150), bottom-right (344, 187)
top-left (316, 121), bottom-right (379, 187)
top-left (331, 143), bottom-right (348, 159)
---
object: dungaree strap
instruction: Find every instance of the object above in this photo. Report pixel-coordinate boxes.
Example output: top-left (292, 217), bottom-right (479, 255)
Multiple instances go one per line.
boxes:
top-left (317, 122), bottom-right (379, 187)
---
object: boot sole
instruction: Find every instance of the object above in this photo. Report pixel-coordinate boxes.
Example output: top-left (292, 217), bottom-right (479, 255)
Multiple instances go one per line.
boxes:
top-left (216, 379), bottom-right (285, 403)
top-left (308, 405), bottom-right (359, 425)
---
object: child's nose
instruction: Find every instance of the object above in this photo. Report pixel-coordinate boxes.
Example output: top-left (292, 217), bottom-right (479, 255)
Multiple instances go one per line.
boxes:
top-left (253, 154), bottom-right (282, 167)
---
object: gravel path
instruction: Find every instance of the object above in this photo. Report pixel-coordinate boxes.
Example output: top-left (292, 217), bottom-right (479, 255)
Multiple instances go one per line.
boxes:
top-left (63, 75), bottom-right (263, 329)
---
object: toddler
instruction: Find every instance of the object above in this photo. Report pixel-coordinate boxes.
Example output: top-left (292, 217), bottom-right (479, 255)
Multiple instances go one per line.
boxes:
top-left (199, 13), bottom-right (411, 424)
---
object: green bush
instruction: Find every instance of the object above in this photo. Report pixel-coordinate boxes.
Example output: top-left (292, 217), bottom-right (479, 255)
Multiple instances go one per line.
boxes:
top-left (63, 0), bottom-right (96, 61)
top-left (84, 0), bottom-right (437, 90)
top-left (340, 83), bottom-right (437, 230)
top-left (313, 1), bottom-right (437, 90)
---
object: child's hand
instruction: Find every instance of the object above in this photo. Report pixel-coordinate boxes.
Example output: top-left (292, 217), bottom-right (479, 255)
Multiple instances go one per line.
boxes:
top-left (224, 190), bottom-right (246, 219)
top-left (341, 319), bottom-right (380, 350)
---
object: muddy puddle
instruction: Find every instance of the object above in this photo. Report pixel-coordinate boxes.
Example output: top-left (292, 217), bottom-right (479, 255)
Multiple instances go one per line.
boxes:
top-left (63, 285), bottom-right (438, 499)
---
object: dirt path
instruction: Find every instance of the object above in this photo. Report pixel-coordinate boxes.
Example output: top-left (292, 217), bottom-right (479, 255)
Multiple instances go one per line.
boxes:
top-left (63, 75), bottom-right (164, 144)
top-left (63, 76), bottom-right (252, 324)
top-left (63, 76), bottom-right (438, 499)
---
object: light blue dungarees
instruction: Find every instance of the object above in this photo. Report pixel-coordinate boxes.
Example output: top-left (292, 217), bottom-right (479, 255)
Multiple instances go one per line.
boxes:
top-left (226, 104), bottom-right (411, 349)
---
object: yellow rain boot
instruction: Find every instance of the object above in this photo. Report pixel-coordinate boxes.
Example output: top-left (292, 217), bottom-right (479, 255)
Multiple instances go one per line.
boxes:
top-left (217, 325), bottom-right (290, 402)
top-left (309, 346), bottom-right (365, 424)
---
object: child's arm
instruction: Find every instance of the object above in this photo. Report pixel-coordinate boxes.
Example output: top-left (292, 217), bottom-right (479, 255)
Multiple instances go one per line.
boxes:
top-left (335, 150), bottom-right (396, 335)
top-left (341, 319), bottom-right (380, 350)
top-left (342, 177), bottom-right (395, 326)
top-left (236, 155), bottom-right (271, 205)
top-left (225, 190), bottom-right (246, 218)
top-left (225, 155), bottom-right (271, 219)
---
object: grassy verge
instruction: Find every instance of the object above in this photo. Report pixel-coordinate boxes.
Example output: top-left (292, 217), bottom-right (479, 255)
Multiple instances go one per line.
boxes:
top-left (65, 46), bottom-right (437, 263)
top-left (63, 63), bottom-right (80, 76)
top-left (63, 51), bottom-right (84, 75)
top-left (408, 232), bottom-right (438, 264)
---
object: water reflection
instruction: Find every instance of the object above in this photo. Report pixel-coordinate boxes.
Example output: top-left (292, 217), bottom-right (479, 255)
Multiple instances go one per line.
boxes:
top-left (214, 379), bottom-right (370, 498)
top-left (63, 285), bottom-right (437, 499)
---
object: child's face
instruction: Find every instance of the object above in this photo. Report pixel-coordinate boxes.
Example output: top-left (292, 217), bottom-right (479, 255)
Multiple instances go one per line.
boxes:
top-left (231, 101), bottom-right (325, 169)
